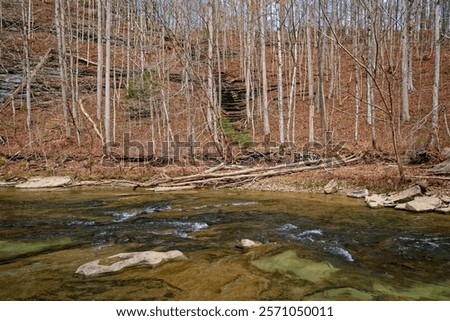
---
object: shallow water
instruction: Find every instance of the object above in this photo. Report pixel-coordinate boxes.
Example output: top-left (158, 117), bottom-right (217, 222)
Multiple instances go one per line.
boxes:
top-left (0, 188), bottom-right (449, 300)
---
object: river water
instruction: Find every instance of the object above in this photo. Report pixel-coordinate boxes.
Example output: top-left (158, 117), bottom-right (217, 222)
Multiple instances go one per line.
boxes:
top-left (0, 188), bottom-right (449, 300)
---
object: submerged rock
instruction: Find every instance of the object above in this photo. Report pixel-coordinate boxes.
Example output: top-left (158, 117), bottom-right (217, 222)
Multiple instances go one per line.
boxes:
top-left (323, 179), bottom-right (339, 194)
top-left (75, 250), bottom-right (186, 277)
top-left (346, 189), bottom-right (369, 199)
top-left (386, 185), bottom-right (422, 203)
top-left (405, 196), bottom-right (441, 213)
top-left (16, 176), bottom-right (72, 189)
top-left (251, 250), bottom-right (339, 283)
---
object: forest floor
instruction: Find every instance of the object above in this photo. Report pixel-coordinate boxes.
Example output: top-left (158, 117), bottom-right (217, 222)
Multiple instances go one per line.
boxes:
top-left (1, 1), bottom-right (450, 198)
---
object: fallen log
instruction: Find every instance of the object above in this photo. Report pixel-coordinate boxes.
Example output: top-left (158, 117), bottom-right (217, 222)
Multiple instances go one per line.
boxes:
top-left (145, 155), bottom-right (360, 191)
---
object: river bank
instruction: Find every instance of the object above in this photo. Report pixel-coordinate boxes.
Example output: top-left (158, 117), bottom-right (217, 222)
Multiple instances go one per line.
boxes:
top-left (1, 161), bottom-right (449, 214)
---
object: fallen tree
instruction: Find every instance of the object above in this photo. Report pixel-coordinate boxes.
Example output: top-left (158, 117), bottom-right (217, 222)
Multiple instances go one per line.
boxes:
top-left (144, 154), bottom-right (361, 191)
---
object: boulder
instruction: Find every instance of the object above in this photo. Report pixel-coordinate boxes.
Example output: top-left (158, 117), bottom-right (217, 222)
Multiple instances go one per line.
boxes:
top-left (346, 189), bottom-right (369, 199)
top-left (324, 179), bottom-right (339, 194)
top-left (16, 176), bottom-right (72, 189)
top-left (440, 195), bottom-right (450, 204)
top-left (386, 185), bottom-right (422, 204)
top-left (240, 239), bottom-right (262, 248)
top-left (75, 250), bottom-right (186, 277)
top-left (365, 194), bottom-right (388, 209)
top-left (405, 196), bottom-right (441, 213)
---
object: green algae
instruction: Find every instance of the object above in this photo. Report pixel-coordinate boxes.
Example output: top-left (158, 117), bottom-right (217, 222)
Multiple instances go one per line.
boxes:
top-left (251, 250), bottom-right (339, 283)
top-left (0, 239), bottom-right (73, 261)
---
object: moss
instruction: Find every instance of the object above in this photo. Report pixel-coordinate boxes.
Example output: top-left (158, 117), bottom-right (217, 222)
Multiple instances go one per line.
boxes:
top-left (0, 238), bottom-right (73, 261)
top-left (251, 250), bottom-right (339, 283)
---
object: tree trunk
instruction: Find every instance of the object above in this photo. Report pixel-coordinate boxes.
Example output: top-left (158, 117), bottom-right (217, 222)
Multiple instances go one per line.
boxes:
top-left (259, 1), bottom-right (270, 137)
top-left (401, 0), bottom-right (411, 121)
top-left (276, 5), bottom-right (284, 145)
top-left (432, 1), bottom-right (441, 129)
top-left (104, 0), bottom-right (112, 155)
top-left (96, 0), bottom-right (103, 121)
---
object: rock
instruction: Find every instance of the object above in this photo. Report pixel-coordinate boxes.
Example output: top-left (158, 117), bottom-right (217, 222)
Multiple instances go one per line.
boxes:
top-left (405, 196), bottom-right (441, 213)
top-left (440, 195), bottom-right (450, 204)
top-left (365, 194), bottom-right (388, 209)
top-left (324, 179), bottom-right (339, 194)
top-left (441, 147), bottom-right (450, 159)
top-left (346, 189), bottom-right (369, 199)
top-left (395, 203), bottom-right (408, 211)
top-left (386, 185), bottom-right (422, 204)
top-left (75, 250), bottom-right (186, 277)
top-left (436, 207), bottom-right (450, 214)
top-left (240, 239), bottom-right (262, 248)
top-left (16, 176), bottom-right (72, 189)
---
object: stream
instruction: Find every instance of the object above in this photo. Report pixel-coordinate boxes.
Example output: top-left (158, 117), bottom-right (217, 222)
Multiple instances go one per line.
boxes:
top-left (0, 188), bottom-right (449, 300)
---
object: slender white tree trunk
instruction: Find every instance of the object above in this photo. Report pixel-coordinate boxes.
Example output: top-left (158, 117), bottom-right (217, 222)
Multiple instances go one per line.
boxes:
top-left (276, 7), bottom-right (284, 145)
top-left (401, 0), bottom-right (411, 121)
top-left (432, 1), bottom-right (441, 129)
top-left (260, 1), bottom-right (270, 137)
top-left (104, 0), bottom-right (111, 154)
top-left (96, 0), bottom-right (103, 120)
top-left (306, 1), bottom-right (315, 143)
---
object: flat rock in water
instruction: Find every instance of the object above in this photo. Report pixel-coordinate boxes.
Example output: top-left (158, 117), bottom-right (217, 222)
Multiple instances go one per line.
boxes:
top-left (386, 185), bottom-right (422, 203)
top-left (405, 196), bottom-right (441, 213)
top-left (240, 239), bottom-right (262, 248)
top-left (365, 194), bottom-right (388, 209)
top-left (16, 176), bottom-right (72, 189)
top-left (323, 179), bottom-right (339, 194)
top-left (76, 250), bottom-right (186, 277)
top-left (346, 189), bottom-right (369, 199)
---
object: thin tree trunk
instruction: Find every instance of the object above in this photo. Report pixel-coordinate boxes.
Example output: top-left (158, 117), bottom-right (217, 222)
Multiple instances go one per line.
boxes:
top-left (104, 0), bottom-right (111, 155)
top-left (276, 6), bottom-right (284, 145)
top-left (306, 1), bottom-right (315, 143)
top-left (54, 0), bottom-right (70, 137)
top-left (21, 0), bottom-right (32, 145)
top-left (260, 1), bottom-right (270, 137)
top-left (401, 0), bottom-right (411, 121)
top-left (96, 0), bottom-right (103, 120)
top-left (432, 1), bottom-right (441, 129)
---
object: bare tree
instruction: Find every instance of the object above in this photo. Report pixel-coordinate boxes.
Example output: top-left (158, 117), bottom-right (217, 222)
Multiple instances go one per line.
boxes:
top-left (432, 0), bottom-right (442, 130)
top-left (259, 0), bottom-right (270, 137)
top-left (21, 0), bottom-right (32, 145)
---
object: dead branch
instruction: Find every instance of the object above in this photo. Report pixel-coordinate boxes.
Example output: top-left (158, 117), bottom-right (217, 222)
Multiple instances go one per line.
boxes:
top-left (144, 155), bottom-right (360, 191)
top-left (78, 99), bottom-right (104, 146)
top-left (0, 48), bottom-right (52, 113)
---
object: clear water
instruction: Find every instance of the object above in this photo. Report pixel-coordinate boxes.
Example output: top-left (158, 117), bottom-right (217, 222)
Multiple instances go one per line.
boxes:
top-left (0, 188), bottom-right (449, 300)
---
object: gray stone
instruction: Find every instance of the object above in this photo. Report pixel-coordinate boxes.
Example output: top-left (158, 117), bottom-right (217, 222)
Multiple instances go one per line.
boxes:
top-left (405, 196), bottom-right (441, 213)
top-left (324, 179), bottom-right (339, 194)
top-left (75, 250), bottom-right (186, 277)
top-left (16, 176), bottom-right (72, 189)
top-left (365, 194), bottom-right (388, 209)
top-left (346, 189), bottom-right (369, 199)
top-left (394, 203), bottom-right (408, 211)
top-left (386, 185), bottom-right (422, 204)
top-left (240, 239), bottom-right (262, 248)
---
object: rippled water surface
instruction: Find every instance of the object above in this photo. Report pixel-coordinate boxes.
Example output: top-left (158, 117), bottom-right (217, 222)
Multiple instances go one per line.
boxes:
top-left (0, 188), bottom-right (449, 300)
